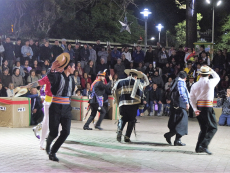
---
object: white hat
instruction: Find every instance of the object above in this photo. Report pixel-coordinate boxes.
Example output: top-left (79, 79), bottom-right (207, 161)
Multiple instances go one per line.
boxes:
top-left (197, 66), bottom-right (212, 75)
top-left (61, 38), bottom-right (67, 42)
top-left (124, 69), bottom-right (144, 79)
top-left (14, 88), bottom-right (28, 97)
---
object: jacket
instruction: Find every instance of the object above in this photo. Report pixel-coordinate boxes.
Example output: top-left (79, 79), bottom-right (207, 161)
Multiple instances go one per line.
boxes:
top-left (144, 50), bottom-right (154, 63)
top-left (27, 75), bottom-right (39, 84)
top-left (158, 51), bottom-right (169, 64)
top-left (114, 64), bottom-right (125, 77)
top-left (1, 74), bottom-right (12, 88)
top-left (64, 48), bottom-right (74, 60)
top-left (89, 48), bottom-right (97, 62)
top-left (51, 45), bottom-right (63, 62)
top-left (217, 97), bottom-right (230, 115)
top-left (21, 45), bottom-right (33, 59)
top-left (81, 77), bottom-right (92, 89)
top-left (13, 66), bottom-right (25, 77)
top-left (143, 89), bottom-right (150, 103)
top-left (111, 50), bottom-right (121, 62)
top-left (3, 42), bottom-right (15, 60)
top-left (80, 48), bottom-right (90, 62)
top-left (74, 48), bottom-right (80, 62)
top-left (149, 88), bottom-right (162, 101)
top-left (98, 51), bottom-right (108, 63)
top-left (152, 75), bottom-right (164, 88)
top-left (84, 65), bottom-right (96, 76)
top-left (96, 63), bottom-right (108, 74)
top-left (15, 44), bottom-right (22, 58)
top-left (82, 89), bottom-right (91, 97)
top-left (40, 46), bottom-right (52, 61)
top-left (12, 74), bottom-right (24, 87)
top-left (132, 50), bottom-right (144, 63)
top-left (145, 67), bottom-right (155, 77)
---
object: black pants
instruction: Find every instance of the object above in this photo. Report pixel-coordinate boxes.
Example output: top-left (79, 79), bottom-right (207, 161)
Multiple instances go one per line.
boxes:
top-left (84, 103), bottom-right (106, 128)
top-left (196, 107), bottom-right (217, 150)
top-left (48, 103), bottom-right (72, 154)
top-left (189, 103), bottom-right (194, 118)
top-left (164, 132), bottom-right (182, 141)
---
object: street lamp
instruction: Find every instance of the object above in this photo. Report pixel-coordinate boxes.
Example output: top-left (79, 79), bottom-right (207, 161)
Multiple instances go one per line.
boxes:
top-left (206, 0), bottom-right (222, 43)
top-left (156, 24), bottom-right (164, 43)
top-left (140, 8), bottom-right (152, 53)
top-left (150, 37), bottom-right (155, 40)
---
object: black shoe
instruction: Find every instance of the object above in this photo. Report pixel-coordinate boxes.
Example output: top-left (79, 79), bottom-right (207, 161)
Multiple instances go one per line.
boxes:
top-left (83, 127), bottom-right (93, 130)
top-left (164, 134), bottom-right (172, 145)
top-left (117, 130), bottom-right (122, 142)
top-left (95, 126), bottom-right (103, 130)
top-left (174, 140), bottom-right (186, 146)
top-left (196, 146), bottom-right (212, 155)
top-left (124, 136), bottom-right (131, 143)
top-left (49, 153), bottom-right (59, 162)
top-left (46, 136), bottom-right (53, 155)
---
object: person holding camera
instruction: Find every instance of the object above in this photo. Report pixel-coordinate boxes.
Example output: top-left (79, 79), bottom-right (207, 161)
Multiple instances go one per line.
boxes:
top-left (217, 89), bottom-right (230, 126)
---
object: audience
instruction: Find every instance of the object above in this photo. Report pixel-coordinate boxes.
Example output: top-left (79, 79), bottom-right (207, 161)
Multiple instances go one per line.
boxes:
top-left (81, 72), bottom-right (92, 89)
top-left (6, 83), bottom-right (16, 97)
top-left (0, 82), bottom-right (7, 97)
top-left (27, 70), bottom-right (39, 84)
top-left (1, 68), bottom-right (12, 90)
top-left (12, 68), bottom-right (24, 87)
top-left (82, 82), bottom-right (91, 97)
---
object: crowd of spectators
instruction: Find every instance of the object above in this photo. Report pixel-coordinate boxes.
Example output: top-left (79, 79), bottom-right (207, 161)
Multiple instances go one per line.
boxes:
top-left (0, 37), bottom-right (230, 119)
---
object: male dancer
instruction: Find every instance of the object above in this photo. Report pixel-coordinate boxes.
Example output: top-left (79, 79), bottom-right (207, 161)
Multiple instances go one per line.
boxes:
top-left (190, 65), bottom-right (220, 155)
top-left (83, 70), bottom-right (112, 130)
top-left (46, 60), bottom-right (75, 162)
top-left (164, 71), bottom-right (190, 146)
top-left (112, 69), bottom-right (149, 142)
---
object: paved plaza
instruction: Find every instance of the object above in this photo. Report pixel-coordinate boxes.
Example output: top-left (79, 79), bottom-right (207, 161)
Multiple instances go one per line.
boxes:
top-left (1, 116), bottom-right (230, 173)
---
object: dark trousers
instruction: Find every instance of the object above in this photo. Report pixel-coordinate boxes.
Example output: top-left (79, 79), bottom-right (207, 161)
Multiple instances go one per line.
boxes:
top-left (84, 103), bottom-right (106, 128)
top-left (189, 104), bottom-right (194, 118)
top-left (164, 132), bottom-right (182, 141)
top-left (196, 107), bottom-right (217, 150)
top-left (48, 103), bottom-right (72, 154)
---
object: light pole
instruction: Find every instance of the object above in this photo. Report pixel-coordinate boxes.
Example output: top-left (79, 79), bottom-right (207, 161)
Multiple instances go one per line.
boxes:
top-left (156, 24), bottom-right (164, 43)
top-left (140, 8), bottom-right (152, 53)
top-left (206, 0), bottom-right (222, 43)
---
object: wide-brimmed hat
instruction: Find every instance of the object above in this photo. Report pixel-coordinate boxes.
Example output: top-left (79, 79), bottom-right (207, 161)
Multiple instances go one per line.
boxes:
top-left (124, 69), bottom-right (143, 79)
top-left (55, 52), bottom-right (70, 69)
top-left (197, 66), bottom-right (212, 75)
top-left (14, 88), bottom-right (28, 97)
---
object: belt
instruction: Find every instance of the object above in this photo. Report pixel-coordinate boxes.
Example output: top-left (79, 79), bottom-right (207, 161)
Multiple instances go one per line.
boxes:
top-left (197, 100), bottom-right (213, 107)
top-left (52, 96), bottom-right (70, 104)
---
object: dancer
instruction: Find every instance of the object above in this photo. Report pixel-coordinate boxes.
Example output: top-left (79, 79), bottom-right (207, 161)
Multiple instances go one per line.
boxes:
top-left (46, 54), bottom-right (75, 162)
top-left (190, 65), bottom-right (220, 155)
top-left (164, 71), bottom-right (189, 146)
top-left (112, 69), bottom-right (149, 142)
top-left (83, 70), bottom-right (112, 130)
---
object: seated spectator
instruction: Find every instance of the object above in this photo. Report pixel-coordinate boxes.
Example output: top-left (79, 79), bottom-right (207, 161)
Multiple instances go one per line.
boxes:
top-left (28, 88), bottom-right (44, 125)
top-left (165, 77), bottom-right (173, 90)
top-left (82, 82), bottom-right (91, 97)
top-left (132, 46), bottom-right (144, 68)
top-left (152, 71), bottom-right (164, 89)
top-left (114, 58), bottom-right (126, 79)
top-left (27, 69), bottom-right (39, 84)
top-left (129, 62), bottom-right (134, 69)
top-left (81, 72), bottom-right (92, 89)
top-left (149, 84), bottom-right (162, 116)
top-left (2, 59), bottom-right (10, 72)
top-left (217, 89), bottom-right (230, 126)
top-left (96, 58), bottom-right (108, 74)
top-left (122, 47), bottom-right (132, 62)
top-left (174, 63), bottom-right (181, 76)
top-left (145, 63), bottom-right (155, 78)
top-left (73, 70), bottom-right (81, 87)
top-left (144, 46), bottom-right (154, 64)
top-left (1, 68), bottom-right (12, 90)
top-left (221, 76), bottom-right (229, 90)
top-left (136, 62), bottom-right (145, 73)
top-left (21, 40), bottom-right (33, 65)
top-left (193, 63), bottom-right (201, 81)
top-left (139, 86), bottom-right (150, 117)
top-left (162, 63), bottom-right (171, 83)
top-left (221, 69), bottom-right (227, 80)
top-left (158, 47), bottom-right (169, 68)
top-left (84, 60), bottom-right (96, 81)
top-left (13, 61), bottom-right (25, 77)
top-left (184, 61), bottom-right (194, 78)
top-left (111, 46), bottom-right (121, 68)
top-left (156, 66), bottom-right (162, 76)
top-left (98, 47), bottom-right (109, 64)
top-left (80, 43), bottom-right (90, 68)
top-left (112, 74), bottom-right (119, 88)
top-left (32, 60), bottom-right (41, 75)
top-left (121, 54), bottom-right (130, 69)
top-left (22, 59), bottom-right (32, 74)
top-left (12, 68), bottom-right (24, 87)
top-left (42, 59), bottom-right (50, 71)
top-left (75, 62), bottom-right (84, 78)
top-left (75, 89), bottom-right (82, 96)
top-left (41, 68), bottom-right (47, 78)
top-left (64, 43), bottom-right (74, 61)
top-left (6, 83), bottom-right (16, 97)
top-left (40, 41), bottom-right (52, 62)
top-left (163, 99), bottom-right (171, 116)
top-left (200, 52), bottom-right (211, 66)
top-left (0, 82), bottom-right (7, 97)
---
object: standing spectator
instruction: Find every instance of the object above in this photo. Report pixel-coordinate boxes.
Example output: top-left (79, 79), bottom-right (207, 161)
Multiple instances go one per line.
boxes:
top-left (51, 40), bottom-right (63, 63)
top-left (80, 43), bottom-right (90, 68)
top-left (136, 62), bottom-right (145, 73)
top-left (168, 50), bottom-right (178, 63)
top-left (154, 42), bottom-right (162, 61)
top-left (168, 46), bottom-right (175, 57)
top-left (145, 63), bottom-right (155, 77)
top-left (132, 46), bottom-right (144, 68)
top-left (61, 38), bottom-right (67, 51)
top-left (158, 47), bottom-right (169, 68)
top-left (34, 41), bottom-right (40, 62)
top-left (27, 69), bottom-right (39, 84)
top-left (187, 75), bottom-right (195, 118)
top-left (107, 45), bottom-right (112, 68)
top-left (29, 39), bottom-right (39, 62)
top-left (73, 70), bottom-right (81, 87)
top-left (217, 89), bottom-right (230, 126)
top-left (176, 45), bottom-right (185, 68)
top-left (221, 76), bottom-right (229, 90)
top-left (165, 77), bottom-right (173, 90)
top-left (40, 41), bottom-right (52, 62)
top-left (111, 74), bottom-right (119, 88)
top-left (84, 60), bottom-right (96, 81)
top-left (121, 54), bottom-right (130, 69)
top-left (32, 60), bottom-right (42, 75)
top-left (81, 73), bottom-right (92, 89)
top-left (64, 43), bottom-right (74, 61)
top-left (114, 58), bottom-right (126, 79)
top-left (82, 82), bottom-right (91, 97)
top-left (12, 68), bottom-right (23, 87)
top-left (145, 46), bottom-right (154, 64)
top-left (139, 86), bottom-right (150, 117)
top-left (1, 68), bottom-right (12, 90)
top-left (0, 82), bottom-right (7, 97)
top-left (6, 83), bottom-right (16, 97)
top-left (14, 38), bottom-right (22, 61)
top-left (212, 50), bottom-right (225, 70)
top-left (152, 71), bottom-right (164, 89)
top-left (88, 44), bottom-right (97, 65)
top-left (200, 52), bottom-right (210, 66)
top-left (74, 42), bottom-right (81, 65)
top-left (198, 45), bottom-right (205, 59)
top-left (122, 47), bottom-right (132, 62)
top-left (98, 47), bottom-right (109, 64)
top-left (111, 46), bottom-right (121, 68)
top-left (162, 63), bottom-right (171, 83)
top-left (21, 40), bottom-right (33, 65)
top-left (2, 59), bottom-right (10, 72)
top-left (0, 38), bottom-right (4, 67)
top-left (93, 40), bottom-right (102, 63)
top-left (193, 63), bottom-right (201, 81)
top-left (13, 61), bottom-right (25, 77)
top-left (174, 63), bottom-right (181, 76)
top-left (149, 83), bottom-right (162, 116)
top-left (3, 37), bottom-right (15, 70)
top-left (96, 58), bottom-right (108, 74)
top-left (184, 61), bottom-right (194, 78)
top-left (75, 62), bottom-right (84, 78)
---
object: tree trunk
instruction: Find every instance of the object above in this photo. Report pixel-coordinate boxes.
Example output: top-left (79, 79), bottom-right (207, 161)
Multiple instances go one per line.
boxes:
top-left (186, 0), bottom-right (197, 48)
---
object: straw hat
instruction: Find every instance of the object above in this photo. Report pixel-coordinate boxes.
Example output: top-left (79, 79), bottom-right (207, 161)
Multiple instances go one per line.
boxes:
top-left (197, 66), bottom-right (212, 75)
top-left (14, 87), bottom-right (21, 93)
top-left (124, 69), bottom-right (144, 79)
top-left (55, 52), bottom-right (70, 69)
top-left (14, 88), bottom-right (28, 97)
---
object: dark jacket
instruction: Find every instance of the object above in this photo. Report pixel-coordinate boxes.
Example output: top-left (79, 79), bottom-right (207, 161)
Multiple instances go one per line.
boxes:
top-left (15, 44), bottom-right (22, 58)
top-left (31, 44), bottom-right (40, 60)
top-left (143, 89), bottom-right (150, 103)
top-left (3, 42), bottom-right (15, 60)
top-left (213, 54), bottom-right (225, 67)
top-left (96, 63), bottom-right (108, 74)
top-left (145, 67), bottom-right (155, 77)
top-left (132, 50), bottom-right (145, 63)
top-left (84, 65), bottom-right (96, 76)
top-left (1, 74), bottom-right (12, 88)
top-left (0, 88), bottom-right (7, 97)
top-left (51, 45), bottom-right (63, 62)
top-left (144, 50), bottom-right (154, 63)
top-left (121, 58), bottom-right (130, 69)
top-left (114, 64), bottom-right (125, 77)
top-left (149, 88), bottom-right (162, 101)
top-left (74, 48), bottom-right (81, 62)
top-left (64, 48), bottom-right (74, 60)
top-left (40, 46), bottom-right (52, 61)
top-left (82, 89), bottom-right (91, 97)
top-left (80, 48), bottom-right (90, 62)
top-left (152, 75), bottom-right (164, 88)
top-left (158, 51), bottom-right (169, 64)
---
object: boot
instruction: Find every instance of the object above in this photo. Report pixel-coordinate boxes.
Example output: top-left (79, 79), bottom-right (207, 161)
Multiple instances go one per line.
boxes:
top-left (83, 116), bottom-right (94, 130)
top-left (124, 136), bottom-right (131, 142)
top-left (124, 121), bottom-right (135, 142)
top-left (49, 152), bottom-right (59, 162)
top-left (46, 135), bottom-right (54, 155)
top-left (117, 119), bottom-right (124, 142)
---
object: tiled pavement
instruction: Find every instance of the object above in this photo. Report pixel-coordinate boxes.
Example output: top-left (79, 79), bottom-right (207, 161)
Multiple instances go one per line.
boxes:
top-left (1, 116), bottom-right (230, 173)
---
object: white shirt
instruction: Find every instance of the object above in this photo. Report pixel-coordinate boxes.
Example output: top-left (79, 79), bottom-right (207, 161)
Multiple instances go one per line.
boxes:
top-left (190, 69), bottom-right (220, 111)
top-left (122, 52), bottom-right (132, 62)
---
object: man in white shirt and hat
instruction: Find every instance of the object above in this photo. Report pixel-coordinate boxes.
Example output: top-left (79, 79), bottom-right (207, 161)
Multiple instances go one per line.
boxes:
top-left (190, 65), bottom-right (220, 155)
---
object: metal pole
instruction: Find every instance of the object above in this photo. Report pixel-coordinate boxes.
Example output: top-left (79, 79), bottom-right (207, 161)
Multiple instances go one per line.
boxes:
top-left (159, 32), bottom-right (161, 43)
top-left (212, 2), bottom-right (215, 43)
top-left (145, 18), bottom-right (147, 53)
